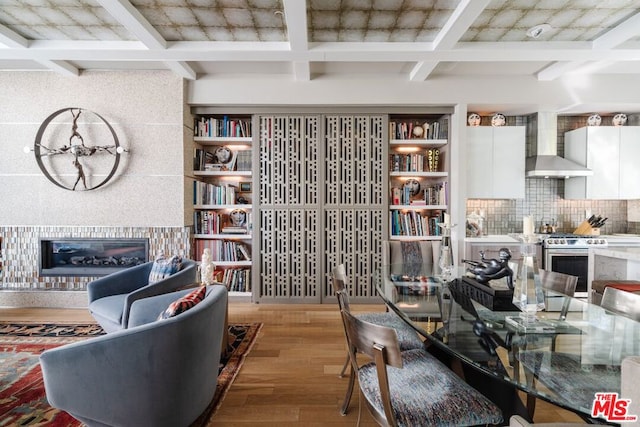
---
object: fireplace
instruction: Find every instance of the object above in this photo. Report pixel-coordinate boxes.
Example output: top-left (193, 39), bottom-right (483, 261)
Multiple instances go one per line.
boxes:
top-left (39, 238), bottom-right (149, 277)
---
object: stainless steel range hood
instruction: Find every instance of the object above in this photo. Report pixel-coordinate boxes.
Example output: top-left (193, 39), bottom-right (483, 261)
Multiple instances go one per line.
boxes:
top-left (525, 112), bottom-right (593, 178)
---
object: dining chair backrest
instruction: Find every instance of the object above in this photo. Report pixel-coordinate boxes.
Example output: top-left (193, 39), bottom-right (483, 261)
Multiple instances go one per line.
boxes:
top-left (539, 269), bottom-right (578, 321)
top-left (340, 309), bottom-right (402, 425)
top-left (601, 286), bottom-right (640, 322)
top-left (539, 269), bottom-right (578, 296)
top-left (331, 264), bottom-right (351, 313)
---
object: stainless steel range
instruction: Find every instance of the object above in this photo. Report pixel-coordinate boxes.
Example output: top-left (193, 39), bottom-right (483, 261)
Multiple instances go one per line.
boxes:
top-left (542, 234), bottom-right (608, 298)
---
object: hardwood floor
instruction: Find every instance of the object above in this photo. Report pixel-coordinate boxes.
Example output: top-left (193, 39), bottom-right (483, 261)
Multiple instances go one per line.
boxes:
top-left (0, 303), bottom-right (585, 425)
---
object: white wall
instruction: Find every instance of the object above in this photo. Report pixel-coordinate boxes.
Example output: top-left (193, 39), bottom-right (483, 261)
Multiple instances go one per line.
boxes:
top-left (0, 70), bottom-right (189, 227)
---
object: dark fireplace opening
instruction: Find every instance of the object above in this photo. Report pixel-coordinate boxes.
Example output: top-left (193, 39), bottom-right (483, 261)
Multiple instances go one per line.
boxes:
top-left (39, 238), bottom-right (149, 277)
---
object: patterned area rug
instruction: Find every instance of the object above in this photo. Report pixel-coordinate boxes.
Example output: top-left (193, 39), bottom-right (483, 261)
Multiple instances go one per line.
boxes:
top-left (0, 321), bottom-right (262, 426)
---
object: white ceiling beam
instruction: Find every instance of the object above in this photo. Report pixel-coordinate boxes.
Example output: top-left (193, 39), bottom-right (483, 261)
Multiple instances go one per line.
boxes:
top-left (37, 59), bottom-right (79, 77)
top-left (409, 61), bottom-right (438, 81)
top-left (165, 61), bottom-right (196, 80)
top-left (0, 24), bottom-right (80, 76)
top-left (434, 0), bottom-right (491, 50)
top-left (96, 0), bottom-right (166, 50)
top-left (593, 11), bottom-right (640, 50)
top-left (4, 40), bottom-right (640, 63)
top-left (0, 24), bottom-right (29, 48)
top-left (536, 11), bottom-right (640, 81)
top-left (292, 61), bottom-right (311, 81)
top-left (536, 61), bottom-right (588, 81)
top-left (410, 0), bottom-right (490, 81)
top-left (282, 0), bottom-right (310, 80)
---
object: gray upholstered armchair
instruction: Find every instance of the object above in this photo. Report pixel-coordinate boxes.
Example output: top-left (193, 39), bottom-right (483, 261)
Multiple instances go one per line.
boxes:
top-left (87, 258), bottom-right (197, 332)
top-left (41, 285), bottom-right (228, 427)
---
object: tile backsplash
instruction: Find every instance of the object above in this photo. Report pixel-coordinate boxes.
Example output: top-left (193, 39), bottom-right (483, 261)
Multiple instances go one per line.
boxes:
top-left (467, 178), bottom-right (631, 235)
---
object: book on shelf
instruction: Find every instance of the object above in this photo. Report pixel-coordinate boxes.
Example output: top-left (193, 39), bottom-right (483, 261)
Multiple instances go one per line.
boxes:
top-left (390, 210), bottom-right (444, 237)
top-left (235, 150), bottom-right (252, 171)
top-left (237, 244), bottom-right (251, 261)
top-left (194, 116), bottom-right (252, 138)
top-left (195, 239), bottom-right (251, 263)
top-left (221, 226), bottom-right (248, 234)
top-left (193, 182), bottom-right (237, 205)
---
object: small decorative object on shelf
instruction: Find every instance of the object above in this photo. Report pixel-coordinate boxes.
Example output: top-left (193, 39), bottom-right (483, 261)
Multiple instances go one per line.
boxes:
top-left (412, 125), bottom-right (424, 138)
top-left (200, 248), bottom-right (214, 285)
top-left (587, 113), bottom-right (602, 126)
top-left (612, 113), bottom-right (627, 126)
top-left (468, 113), bottom-right (481, 127)
top-left (229, 208), bottom-right (247, 227)
top-left (491, 113), bottom-right (506, 127)
top-left (403, 179), bottom-right (421, 197)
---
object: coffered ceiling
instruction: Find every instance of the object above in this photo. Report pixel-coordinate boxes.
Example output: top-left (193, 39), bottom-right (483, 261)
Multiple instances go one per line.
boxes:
top-left (1, 0), bottom-right (640, 84)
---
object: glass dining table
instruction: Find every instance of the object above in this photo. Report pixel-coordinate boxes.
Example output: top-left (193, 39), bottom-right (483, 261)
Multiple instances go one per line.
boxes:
top-left (374, 264), bottom-right (640, 424)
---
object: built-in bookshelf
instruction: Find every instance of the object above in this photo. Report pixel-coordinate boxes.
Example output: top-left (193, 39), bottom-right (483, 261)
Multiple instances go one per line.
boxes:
top-left (192, 114), bottom-right (254, 297)
top-left (388, 115), bottom-right (449, 241)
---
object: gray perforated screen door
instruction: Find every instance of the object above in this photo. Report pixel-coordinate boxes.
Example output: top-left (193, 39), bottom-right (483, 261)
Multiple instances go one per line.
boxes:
top-left (258, 114), bottom-right (385, 303)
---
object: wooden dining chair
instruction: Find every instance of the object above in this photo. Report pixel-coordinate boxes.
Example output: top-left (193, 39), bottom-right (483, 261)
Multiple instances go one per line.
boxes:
top-left (331, 264), bottom-right (424, 416)
top-left (340, 309), bottom-right (504, 427)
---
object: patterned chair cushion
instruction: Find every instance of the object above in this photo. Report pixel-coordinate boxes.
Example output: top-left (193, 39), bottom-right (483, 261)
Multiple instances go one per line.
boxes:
top-left (158, 286), bottom-right (207, 320)
top-left (517, 350), bottom-right (621, 412)
top-left (148, 254), bottom-right (182, 284)
top-left (358, 348), bottom-right (503, 427)
top-left (357, 311), bottom-right (424, 351)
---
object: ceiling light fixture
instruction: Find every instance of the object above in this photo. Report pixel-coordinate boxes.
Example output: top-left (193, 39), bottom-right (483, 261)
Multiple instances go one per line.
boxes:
top-left (526, 23), bottom-right (552, 39)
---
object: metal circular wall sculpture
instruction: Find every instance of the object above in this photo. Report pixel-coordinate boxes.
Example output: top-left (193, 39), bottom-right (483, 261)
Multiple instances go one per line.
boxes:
top-left (33, 107), bottom-right (125, 191)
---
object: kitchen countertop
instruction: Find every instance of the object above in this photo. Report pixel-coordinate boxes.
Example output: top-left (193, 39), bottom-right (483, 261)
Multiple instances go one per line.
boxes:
top-left (589, 246), bottom-right (640, 262)
top-left (465, 234), bottom-right (521, 243)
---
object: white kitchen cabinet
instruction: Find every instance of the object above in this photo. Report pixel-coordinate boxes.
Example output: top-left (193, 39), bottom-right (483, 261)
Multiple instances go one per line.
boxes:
top-left (565, 126), bottom-right (640, 199)
top-left (466, 126), bottom-right (525, 199)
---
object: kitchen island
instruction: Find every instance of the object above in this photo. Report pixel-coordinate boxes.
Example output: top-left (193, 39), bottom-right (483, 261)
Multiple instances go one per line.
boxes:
top-left (587, 247), bottom-right (640, 302)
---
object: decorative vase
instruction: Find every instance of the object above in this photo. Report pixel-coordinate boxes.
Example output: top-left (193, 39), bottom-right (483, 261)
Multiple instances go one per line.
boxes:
top-left (437, 222), bottom-right (455, 281)
top-left (200, 248), bottom-right (214, 285)
top-left (512, 236), bottom-right (545, 318)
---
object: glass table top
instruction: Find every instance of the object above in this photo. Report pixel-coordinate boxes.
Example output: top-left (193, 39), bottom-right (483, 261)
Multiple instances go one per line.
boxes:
top-left (374, 263), bottom-right (640, 420)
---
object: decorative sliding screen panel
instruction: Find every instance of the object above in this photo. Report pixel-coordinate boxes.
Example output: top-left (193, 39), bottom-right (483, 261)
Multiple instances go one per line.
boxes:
top-left (324, 115), bottom-right (385, 301)
top-left (258, 115), bottom-right (321, 302)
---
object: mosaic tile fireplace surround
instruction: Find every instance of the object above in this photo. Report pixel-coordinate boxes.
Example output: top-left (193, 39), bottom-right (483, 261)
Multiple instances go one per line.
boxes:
top-left (1, 226), bottom-right (191, 291)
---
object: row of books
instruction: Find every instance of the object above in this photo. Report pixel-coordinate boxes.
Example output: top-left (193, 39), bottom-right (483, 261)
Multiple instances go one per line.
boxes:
top-left (194, 239), bottom-right (251, 262)
top-left (390, 150), bottom-right (440, 172)
top-left (193, 182), bottom-right (237, 205)
top-left (194, 211), bottom-right (222, 235)
top-left (389, 120), bottom-right (446, 140)
top-left (219, 267), bottom-right (251, 293)
top-left (194, 148), bottom-right (252, 172)
top-left (390, 210), bottom-right (445, 237)
top-left (194, 116), bottom-right (252, 138)
top-left (390, 182), bottom-right (447, 206)
top-left (194, 211), bottom-right (251, 235)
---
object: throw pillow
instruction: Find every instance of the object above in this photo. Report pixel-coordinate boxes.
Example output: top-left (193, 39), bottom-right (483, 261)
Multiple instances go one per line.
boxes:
top-left (158, 286), bottom-right (207, 320)
top-left (148, 254), bottom-right (182, 284)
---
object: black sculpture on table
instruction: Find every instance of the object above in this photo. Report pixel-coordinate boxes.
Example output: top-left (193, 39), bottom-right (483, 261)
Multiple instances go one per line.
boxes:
top-left (462, 248), bottom-right (514, 289)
